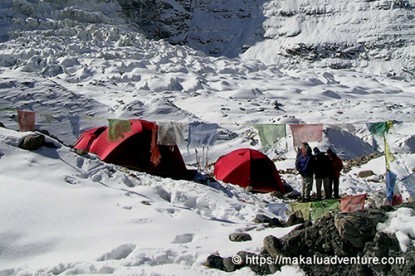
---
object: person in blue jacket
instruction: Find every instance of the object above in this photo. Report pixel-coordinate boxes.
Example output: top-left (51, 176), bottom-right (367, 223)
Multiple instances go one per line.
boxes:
top-left (296, 142), bottom-right (315, 202)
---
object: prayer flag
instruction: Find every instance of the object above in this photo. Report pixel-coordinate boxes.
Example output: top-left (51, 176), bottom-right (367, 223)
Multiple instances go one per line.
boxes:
top-left (107, 119), bottom-right (131, 141)
top-left (157, 122), bottom-right (186, 146)
top-left (288, 202), bottom-right (311, 221)
top-left (366, 121), bottom-right (394, 137)
top-left (17, 110), bottom-right (35, 131)
top-left (289, 124), bottom-right (323, 148)
top-left (42, 113), bottom-right (54, 125)
top-left (340, 194), bottom-right (366, 212)
top-left (254, 124), bottom-right (286, 150)
top-left (187, 122), bottom-right (219, 147)
top-left (310, 199), bottom-right (340, 221)
top-left (386, 170), bottom-right (397, 202)
top-left (384, 136), bottom-right (395, 170)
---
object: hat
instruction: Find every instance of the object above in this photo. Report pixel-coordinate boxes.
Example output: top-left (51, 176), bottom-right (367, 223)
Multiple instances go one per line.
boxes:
top-left (313, 147), bottom-right (320, 154)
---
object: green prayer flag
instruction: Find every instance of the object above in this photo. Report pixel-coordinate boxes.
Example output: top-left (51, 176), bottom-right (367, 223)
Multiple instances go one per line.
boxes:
top-left (108, 119), bottom-right (131, 141)
top-left (367, 121), bottom-right (392, 137)
top-left (384, 136), bottom-right (395, 170)
top-left (310, 200), bottom-right (339, 221)
top-left (254, 124), bottom-right (286, 150)
top-left (288, 202), bottom-right (311, 221)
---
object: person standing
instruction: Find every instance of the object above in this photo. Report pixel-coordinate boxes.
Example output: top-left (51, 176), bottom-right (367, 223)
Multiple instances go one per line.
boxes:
top-left (327, 148), bottom-right (343, 199)
top-left (295, 142), bottom-right (314, 202)
top-left (313, 147), bottom-right (331, 200)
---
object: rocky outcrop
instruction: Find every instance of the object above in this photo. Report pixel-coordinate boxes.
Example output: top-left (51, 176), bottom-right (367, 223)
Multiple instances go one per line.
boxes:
top-left (205, 207), bottom-right (413, 275)
top-left (117, 0), bottom-right (190, 44)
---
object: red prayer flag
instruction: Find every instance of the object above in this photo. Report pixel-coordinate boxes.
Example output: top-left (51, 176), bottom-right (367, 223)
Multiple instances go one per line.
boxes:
top-left (17, 110), bottom-right (35, 131)
top-left (340, 194), bottom-right (367, 212)
top-left (289, 124), bottom-right (323, 147)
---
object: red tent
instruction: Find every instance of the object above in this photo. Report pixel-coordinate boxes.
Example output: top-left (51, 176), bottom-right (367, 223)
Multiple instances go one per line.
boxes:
top-left (214, 148), bottom-right (285, 193)
top-left (74, 119), bottom-right (189, 180)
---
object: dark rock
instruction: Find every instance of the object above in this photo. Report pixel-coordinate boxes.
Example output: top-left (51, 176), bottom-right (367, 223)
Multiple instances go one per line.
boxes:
top-left (263, 235), bottom-right (286, 259)
top-left (254, 214), bottom-right (273, 224)
top-left (234, 250), bottom-right (250, 266)
top-left (389, 245), bottom-right (415, 275)
top-left (204, 254), bottom-right (224, 270)
top-left (292, 220), bottom-right (313, 231)
top-left (363, 232), bottom-right (400, 274)
top-left (0, 122), bottom-right (5, 128)
top-left (357, 170), bottom-right (375, 178)
top-left (334, 209), bottom-right (387, 249)
top-left (229, 232), bottom-right (252, 242)
top-left (18, 134), bottom-right (45, 150)
top-left (222, 257), bottom-right (236, 272)
top-left (254, 214), bottom-right (284, 228)
top-left (286, 210), bottom-right (305, 227)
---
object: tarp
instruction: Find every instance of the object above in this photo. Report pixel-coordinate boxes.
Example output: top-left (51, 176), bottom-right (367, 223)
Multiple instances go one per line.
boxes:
top-left (289, 124), bottom-right (323, 148)
top-left (400, 173), bottom-right (415, 200)
top-left (214, 148), bottom-right (285, 193)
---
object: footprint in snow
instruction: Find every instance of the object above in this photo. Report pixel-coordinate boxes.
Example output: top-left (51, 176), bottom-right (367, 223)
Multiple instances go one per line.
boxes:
top-left (97, 244), bottom-right (136, 261)
top-left (156, 207), bottom-right (181, 217)
top-left (172, 233), bottom-right (194, 244)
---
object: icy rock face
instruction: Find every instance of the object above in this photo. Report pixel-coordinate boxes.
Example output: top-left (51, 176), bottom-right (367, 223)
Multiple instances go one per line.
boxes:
top-left (128, 0), bottom-right (415, 79)
top-left (117, 0), bottom-right (190, 44)
top-left (245, 0), bottom-right (415, 78)
top-left (0, 0), bottom-right (414, 79)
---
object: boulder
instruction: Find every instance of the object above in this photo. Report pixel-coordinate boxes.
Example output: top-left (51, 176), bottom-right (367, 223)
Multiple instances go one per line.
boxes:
top-left (204, 254), bottom-right (224, 270)
top-left (263, 235), bottom-right (286, 259)
top-left (18, 134), bottom-right (45, 150)
top-left (254, 214), bottom-right (284, 227)
top-left (222, 257), bottom-right (236, 272)
top-left (357, 170), bottom-right (375, 178)
top-left (229, 233), bottom-right (252, 242)
top-left (363, 232), bottom-right (400, 274)
top-left (0, 122), bottom-right (5, 128)
top-left (334, 209), bottom-right (387, 248)
top-left (286, 210), bottom-right (305, 227)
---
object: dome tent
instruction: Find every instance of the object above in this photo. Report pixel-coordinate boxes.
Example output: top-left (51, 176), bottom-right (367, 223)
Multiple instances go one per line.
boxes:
top-left (74, 119), bottom-right (189, 180)
top-left (214, 148), bottom-right (285, 193)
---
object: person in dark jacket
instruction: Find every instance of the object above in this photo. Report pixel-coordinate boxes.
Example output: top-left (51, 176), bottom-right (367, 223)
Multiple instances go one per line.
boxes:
top-left (327, 148), bottom-right (343, 199)
top-left (313, 147), bottom-right (332, 200)
top-left (295, 142), bottom-right (314, 202)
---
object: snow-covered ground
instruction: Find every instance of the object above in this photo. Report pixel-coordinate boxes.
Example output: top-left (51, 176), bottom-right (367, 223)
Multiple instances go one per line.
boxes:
top-left (0, 0), bottom-right (415, 275)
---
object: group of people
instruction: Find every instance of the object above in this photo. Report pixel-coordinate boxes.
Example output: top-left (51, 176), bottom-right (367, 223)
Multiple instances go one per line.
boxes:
top-left (295, 142), bottom-right (343, 202)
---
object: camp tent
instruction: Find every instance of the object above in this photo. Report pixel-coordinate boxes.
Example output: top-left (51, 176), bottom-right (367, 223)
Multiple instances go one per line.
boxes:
top-left (214, 148), bottom-right (285, 193)
top-left (74, 119), bottom-right (189, 180)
